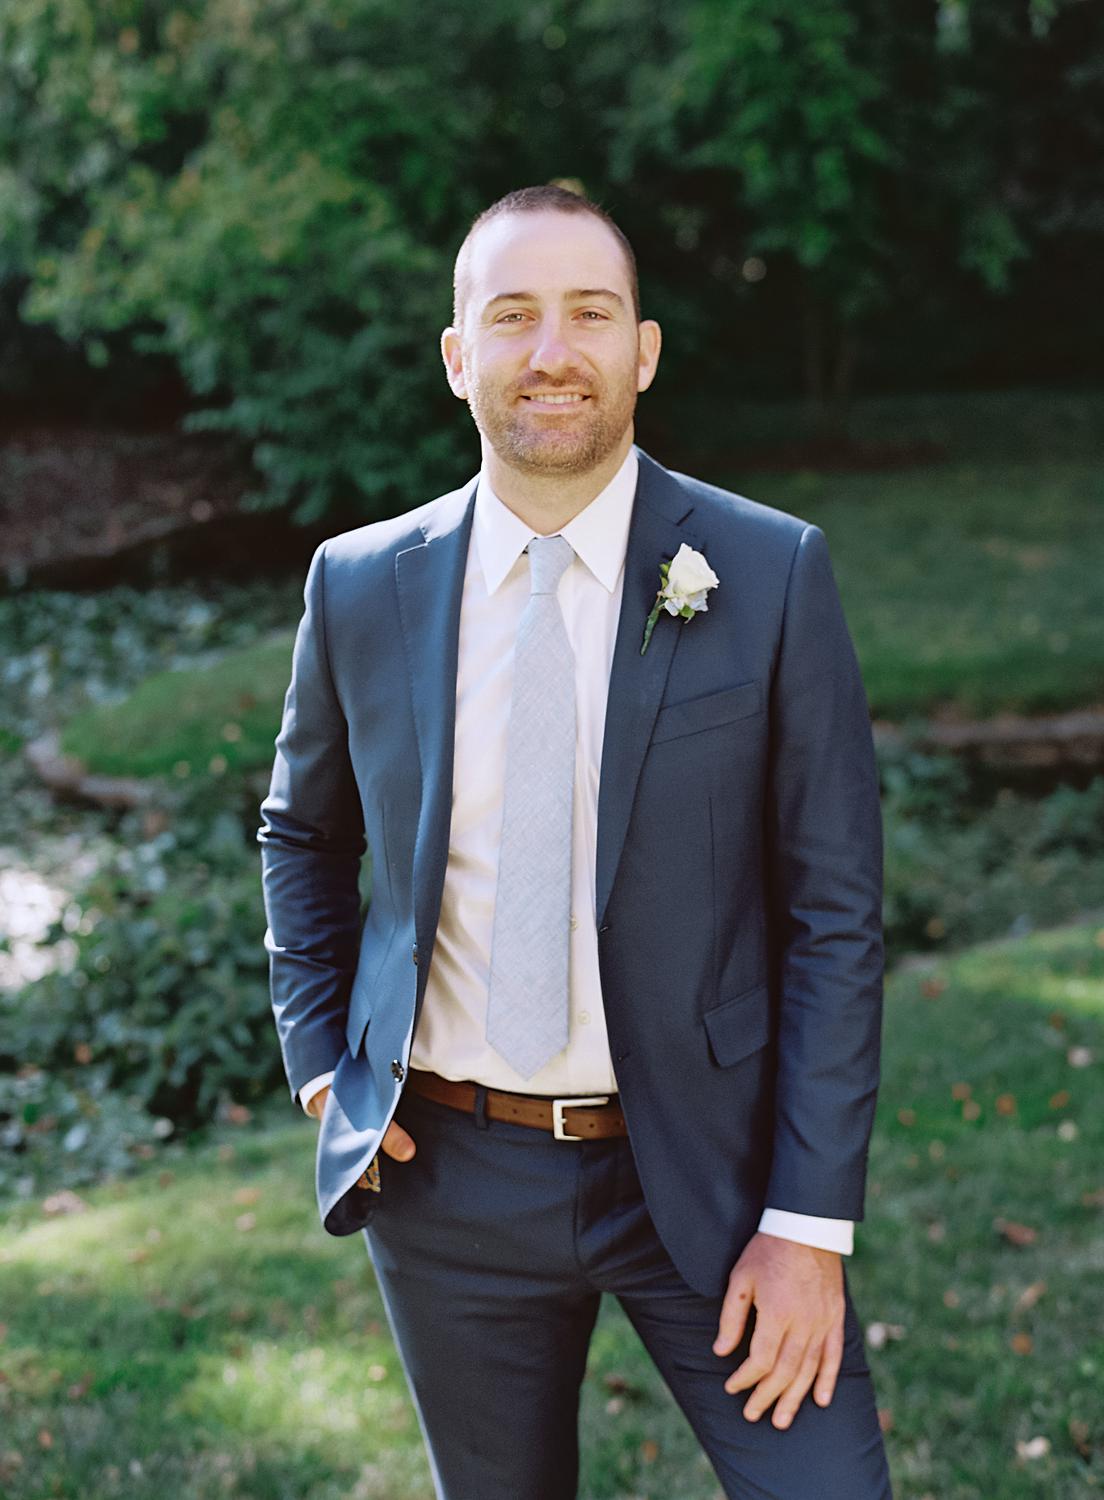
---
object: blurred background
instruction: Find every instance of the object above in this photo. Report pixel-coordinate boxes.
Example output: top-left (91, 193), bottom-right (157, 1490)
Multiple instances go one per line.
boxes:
top-left (1, 2), bottom-right (1102, 1497)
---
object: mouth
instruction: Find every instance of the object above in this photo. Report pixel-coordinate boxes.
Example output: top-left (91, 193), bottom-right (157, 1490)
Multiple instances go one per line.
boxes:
top-left (518, 392), bottom-right (591, 411)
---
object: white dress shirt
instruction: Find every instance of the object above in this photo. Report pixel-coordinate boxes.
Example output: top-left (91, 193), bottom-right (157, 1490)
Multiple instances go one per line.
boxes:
top-left (299, 447), bottom-right (854, 1255)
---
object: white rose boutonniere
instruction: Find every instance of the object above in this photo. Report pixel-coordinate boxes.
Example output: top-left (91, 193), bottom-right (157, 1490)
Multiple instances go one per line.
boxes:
top-left (640, 543), bottom-right (720, 654)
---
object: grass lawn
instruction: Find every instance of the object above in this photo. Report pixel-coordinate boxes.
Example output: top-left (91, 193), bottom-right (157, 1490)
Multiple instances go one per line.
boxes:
top-left (1, 917), bottom-right (1102, 1499)
top-left (57, 387), bottom-right (1104, 780)
top-left (59, 636), bottom-right (295, 782)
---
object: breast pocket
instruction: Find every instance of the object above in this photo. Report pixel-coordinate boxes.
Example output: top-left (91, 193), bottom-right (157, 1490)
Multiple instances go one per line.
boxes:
top-left (651, 679), bottom-right (763, 745)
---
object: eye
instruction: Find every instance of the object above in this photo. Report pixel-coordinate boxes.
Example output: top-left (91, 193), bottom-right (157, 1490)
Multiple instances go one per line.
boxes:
top-left (577, 309), bottom-right (608, 320)
top-left (496, 311), bottom-right (528, 324)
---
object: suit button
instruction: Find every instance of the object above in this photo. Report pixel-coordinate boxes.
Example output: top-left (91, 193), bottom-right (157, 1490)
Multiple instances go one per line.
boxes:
top-left (391, 1060), bottom-right (404, 1081)
top-left (412, 943), bottom-right (419, 965)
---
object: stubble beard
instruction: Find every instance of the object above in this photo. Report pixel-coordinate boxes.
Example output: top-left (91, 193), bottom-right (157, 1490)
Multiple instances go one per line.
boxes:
top-left (465, 355), bottom-right (639, 478)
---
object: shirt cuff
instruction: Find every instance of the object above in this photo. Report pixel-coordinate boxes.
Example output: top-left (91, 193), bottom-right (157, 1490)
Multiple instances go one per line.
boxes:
top-left (757, 1208), bottom-right (854, 1255)
top-left (298, 1071), bottom-right (336, 1115)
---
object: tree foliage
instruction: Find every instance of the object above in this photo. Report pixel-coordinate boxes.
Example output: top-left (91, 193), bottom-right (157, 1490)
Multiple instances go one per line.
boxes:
top-left (1, 0), bottom-right (1099, 519)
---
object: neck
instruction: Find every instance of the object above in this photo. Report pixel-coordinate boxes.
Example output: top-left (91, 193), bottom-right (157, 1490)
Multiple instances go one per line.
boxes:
top-left (482, 428), bottom-right (634, 534)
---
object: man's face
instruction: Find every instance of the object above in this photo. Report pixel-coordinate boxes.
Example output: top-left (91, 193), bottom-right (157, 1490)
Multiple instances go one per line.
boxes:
top-left (442, 210), bottom-right (661, 477)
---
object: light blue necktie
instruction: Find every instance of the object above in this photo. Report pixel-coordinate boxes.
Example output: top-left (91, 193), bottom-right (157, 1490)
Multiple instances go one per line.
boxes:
top-left (486, 533), bottom-right (577, 1079)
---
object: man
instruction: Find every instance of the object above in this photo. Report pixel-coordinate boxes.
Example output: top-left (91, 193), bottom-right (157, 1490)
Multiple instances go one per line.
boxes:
top-left (259, 184), bottom-right (893, 1499)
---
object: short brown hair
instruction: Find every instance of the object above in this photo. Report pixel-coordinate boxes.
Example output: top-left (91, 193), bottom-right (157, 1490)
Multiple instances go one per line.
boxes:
top-left (452, 183), bottom-right (641, 329)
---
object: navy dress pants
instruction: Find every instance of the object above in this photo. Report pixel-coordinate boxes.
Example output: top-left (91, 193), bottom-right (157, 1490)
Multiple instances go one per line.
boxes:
top-left (363, 1087), bottom-right (893, 1500)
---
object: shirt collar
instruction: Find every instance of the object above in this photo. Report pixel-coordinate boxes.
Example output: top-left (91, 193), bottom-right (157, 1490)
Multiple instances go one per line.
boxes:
top-left (474, 446), bottom-right (639, 597)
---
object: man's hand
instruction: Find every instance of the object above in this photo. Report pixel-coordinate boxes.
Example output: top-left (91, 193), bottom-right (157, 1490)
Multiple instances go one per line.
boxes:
top-left (713, 1232), bottom-right (845, 1429)
top-left (305, 1086), bottom-right (417, 1166)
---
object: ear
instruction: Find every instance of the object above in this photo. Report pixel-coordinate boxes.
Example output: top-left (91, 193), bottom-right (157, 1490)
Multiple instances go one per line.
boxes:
top-left (636, 319), bottom-right (662, 395)
top-left (441, 326), bottom-right (468, 400)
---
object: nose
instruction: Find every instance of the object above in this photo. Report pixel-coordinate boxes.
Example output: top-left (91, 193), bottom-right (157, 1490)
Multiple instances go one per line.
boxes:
top-left (528, 315), bottom-right (576, 377)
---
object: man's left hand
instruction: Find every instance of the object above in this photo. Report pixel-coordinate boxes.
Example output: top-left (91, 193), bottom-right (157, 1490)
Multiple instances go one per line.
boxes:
top-left (713, 1232), bottom-right (845, 1429)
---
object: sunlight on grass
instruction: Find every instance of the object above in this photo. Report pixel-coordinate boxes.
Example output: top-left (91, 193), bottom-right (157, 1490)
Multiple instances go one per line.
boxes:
top-left (177, 1340), bottom-right (414, 1447)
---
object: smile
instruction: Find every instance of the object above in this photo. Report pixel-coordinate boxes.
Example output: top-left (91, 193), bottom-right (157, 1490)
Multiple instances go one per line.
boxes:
top-left (519, 393), bottom-right (590, 406)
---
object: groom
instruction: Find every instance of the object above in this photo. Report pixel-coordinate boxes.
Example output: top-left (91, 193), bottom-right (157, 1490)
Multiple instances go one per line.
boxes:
top-left (259, 184), bottom-right (893, 1498)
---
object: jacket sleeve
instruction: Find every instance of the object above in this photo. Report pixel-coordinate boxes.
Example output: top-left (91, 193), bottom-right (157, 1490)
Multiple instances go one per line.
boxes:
top-left (763, 523), bottom-right (884, 1221)
top-left (258, 542), bottom-right (366, 1101)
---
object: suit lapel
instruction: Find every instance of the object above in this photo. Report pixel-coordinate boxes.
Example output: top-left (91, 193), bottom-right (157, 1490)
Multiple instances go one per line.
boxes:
top-left (395, 477), bottom-right (478, 968)
top-left (594, 448), bottom-right (704, 930)
top-left (394, 447), bottom-right (704, 962)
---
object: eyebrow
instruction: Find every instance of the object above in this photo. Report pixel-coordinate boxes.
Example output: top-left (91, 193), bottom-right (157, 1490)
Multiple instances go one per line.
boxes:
top-left (481, 288), bottom-right (626, 315)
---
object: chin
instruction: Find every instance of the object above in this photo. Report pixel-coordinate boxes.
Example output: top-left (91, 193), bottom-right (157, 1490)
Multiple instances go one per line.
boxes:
top-left (503, 426), bottom-right (613, 475)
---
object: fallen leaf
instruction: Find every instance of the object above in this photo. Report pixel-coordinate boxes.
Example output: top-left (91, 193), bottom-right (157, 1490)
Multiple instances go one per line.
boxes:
top-left (920, 976), bottom-right (946, 998)
top-left (995, 1093), bottom-right (1017, 1116)
top-left (41, 1191), bottom-right (87, 1217)
top-left (1080, 1187), bottom-right (1104, 1208)
top-left (1014, 1281), bottom-right (1047, 1313)
top-left (1048, 1090), bottom-right (1070, 1110)
top-left (1069, 1419), bottom-right (1092, 1459)
top-left (233, 1187), bottom-right (261, 1206)
top-left (1010, 1332), bottom-right (1033, 1355)
top-left (865, 1322), bottom-right (907, 1349)
top-left (962, 1100), bottom-right (982, 1121)
top-left (951, 1082), bottom-right (972, 1101)
top-left (640, 1439), bottom-right (660, 1463)
top-left (1015, 1435), bottom-right (1050, 1460)
top-left (37, 1431), bottom-right (53, 1450)
top-left (942, 1289), bottom-right (960, 1308)
top-left (877, 1408), bottom-right (894, 1433)
top-left (234, 1213), bottom-right (256, 1232)
top-left (897, 1108), bottom-right (916, 1127)
top-left (994, 1217), bottom-right (1038, 1247)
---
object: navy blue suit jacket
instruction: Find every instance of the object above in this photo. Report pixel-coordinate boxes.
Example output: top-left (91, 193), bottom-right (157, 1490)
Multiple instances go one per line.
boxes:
top-left (258, 446), bottom-right (885, 1298)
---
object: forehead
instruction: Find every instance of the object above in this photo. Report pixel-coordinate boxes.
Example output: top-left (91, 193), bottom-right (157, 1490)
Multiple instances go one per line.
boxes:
top-left (466, 209), bottom-right (631, 304)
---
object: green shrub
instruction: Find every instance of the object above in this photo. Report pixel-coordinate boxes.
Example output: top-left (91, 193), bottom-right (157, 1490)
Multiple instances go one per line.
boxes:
top-left (880, 742), bottom-right (1104, 957)
top-left (0, 806), bottom-right (277, 1133)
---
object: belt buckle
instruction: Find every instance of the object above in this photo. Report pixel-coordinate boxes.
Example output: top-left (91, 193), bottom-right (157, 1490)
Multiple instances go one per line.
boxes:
top-left (551, 1095), bottom-right (610, 1141)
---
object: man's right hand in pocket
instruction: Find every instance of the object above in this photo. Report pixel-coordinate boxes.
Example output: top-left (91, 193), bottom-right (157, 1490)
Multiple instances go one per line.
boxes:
top-left (306, 1085), bottom-right (418, 1161)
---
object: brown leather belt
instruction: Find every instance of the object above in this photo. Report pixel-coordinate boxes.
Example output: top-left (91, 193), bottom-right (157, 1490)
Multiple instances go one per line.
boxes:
top-left (406, 1068), bottom-right (627, 1140)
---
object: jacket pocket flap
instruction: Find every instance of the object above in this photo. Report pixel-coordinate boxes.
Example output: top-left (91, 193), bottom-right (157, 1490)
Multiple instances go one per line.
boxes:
top-left (703, 982), bottom-right (771, 1067)
top-left (652, 679), bottom-right (762, 744)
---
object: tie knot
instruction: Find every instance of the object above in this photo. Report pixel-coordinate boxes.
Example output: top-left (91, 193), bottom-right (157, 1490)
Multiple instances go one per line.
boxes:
top-left (527, 533), bottom-right (574, 595)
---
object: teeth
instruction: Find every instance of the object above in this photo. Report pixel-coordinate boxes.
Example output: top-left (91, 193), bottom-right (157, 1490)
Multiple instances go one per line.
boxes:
top-left (526, 394), bottom-right (586, 404)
